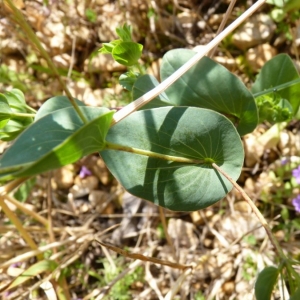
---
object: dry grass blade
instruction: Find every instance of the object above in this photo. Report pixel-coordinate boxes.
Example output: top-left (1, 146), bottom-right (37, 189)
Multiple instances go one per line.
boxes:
top-left (164, 267), bottom-right (193, 300)
top-left (4, 194), bottom-right (48, 226)
top-left (0, 234), bottom-right (88, 269)
top-left (159, 206), bottom-right (177, 261)
top-left (94, 239), bottom-right (192, 270)
top-left (145, 262), bottom-right (164, 300)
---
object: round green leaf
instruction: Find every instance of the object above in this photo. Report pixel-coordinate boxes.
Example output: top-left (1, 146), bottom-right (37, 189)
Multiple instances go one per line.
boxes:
top-left (112, 41), bottom-right (143, 66)
top-left (255, 266), bottom-right (279, 300)
top-left (101, 107), bottom-right (244, 211)
top-left (132, 74), bottom-right (171, 109)
top-left (160, 49), bottom-right (258, 136)
top-left (35, 95), bottom-right (86, 120)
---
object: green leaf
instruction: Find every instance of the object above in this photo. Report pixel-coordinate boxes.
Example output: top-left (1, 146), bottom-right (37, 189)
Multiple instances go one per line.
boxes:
top-left (132, 74), bottom-right (172, 109)
top-left (266, 0), bottom-right (286, 8)
top-left (275, 98), bottom-right (293, 121)
top-left (255, 266), bottom-right (279, 300)
top-left (0, 94), bottom-right (12, 128)
top-left (35, 95), bottom-right (86, 120)
top-left (0, 107), bottom-right (114, 180)
top-left (283, 0), bottom-right (300, 12)
top-left (267, 0), bottom-right (300, 11)
top-left (4, 89), bottom-right (27, 111)
top-left (255, 93), bottom-right (293, 123)
top-left (252, 54), bottom-right (300, 115)
top-left (1, 94), bottom-right (80, 142)
top-left (112, 42), bottom-right (143, 66)
top-left (0, 119), bottom-right (27, 141)
top-left (7, 260), bottom-right (57, 290)
top-left (119, 71), bottom-right (140, 91)
top-left (0, 89), bottom-right (33, 141)
top-left (270, 8), bottom-right (286, 22)
top-left (160, 49), bottom-right (258, 136)
top-left (101, 107), bottom-right (244, 211)
top-left (99, 43), bottom-right (115, 54)
top-left (0, 89), bottom-right (32, 138)
top-left (116, 24), bottom-right (133, 42)
top-left (99, 40), bottom-right (122, 54)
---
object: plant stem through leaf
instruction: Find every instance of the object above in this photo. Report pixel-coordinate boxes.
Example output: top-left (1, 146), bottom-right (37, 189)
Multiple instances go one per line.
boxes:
top-left (105, 141), bottom-right (206, 164)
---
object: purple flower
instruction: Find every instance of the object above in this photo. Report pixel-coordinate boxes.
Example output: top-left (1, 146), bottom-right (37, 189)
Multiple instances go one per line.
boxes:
top-left (281, 158), bottom-right (289, 165)
top-left (292, 166), bottom-right (300, 184)
top-left (79, 166), bottom-right (92, 178)
top-left (292, 195), bottom-right (300, 213)
top-left (11, 262), bottom-right (21, 268)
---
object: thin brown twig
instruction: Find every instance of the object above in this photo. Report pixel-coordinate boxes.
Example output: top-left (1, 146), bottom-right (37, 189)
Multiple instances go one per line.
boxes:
top-left (67, 35), bottom-right (77, 81)
top-left (0, 177), bottom-right (43, 259)
top-left (0, 177), bottom-right (29, 196)
top-left (94, 239), bottom-right (192, 270)
top-left (212, 163), bottom-right (286, 259)
top-left (145, 261), bottom-right (164, 300)
top-left (0, 225), bottom-right (94, 233)
top-left (0, 196), bottom-right (39, 253)
top-left (208, 0), bottom-right (237, 58)
top-left (0, 234), bottom-right (88, 269)
top-left (47, 173), bottom-right (56, 248)
top-left (164, 267), bottom-right (193, 300)
top-left (4, 194), bottom-right (48, 227)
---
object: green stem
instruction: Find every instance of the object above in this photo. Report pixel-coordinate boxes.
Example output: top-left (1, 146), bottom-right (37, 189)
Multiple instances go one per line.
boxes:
top-left (253, 78), bottom-right (300, 98)
top-left (105, 141), bottom-right (205, 164)
top-left (11, 112), bottom-right (35, 118)
top-left (25, 105), bottom-right (37, 113)
top-left (5, 0), bottom-right (87, 124)
top-left (0, 165), bottom-right (27, 176)
top-left (284, 259), bottom-right (300, 283)
top-left (135, 63), bottom-right (144, 75)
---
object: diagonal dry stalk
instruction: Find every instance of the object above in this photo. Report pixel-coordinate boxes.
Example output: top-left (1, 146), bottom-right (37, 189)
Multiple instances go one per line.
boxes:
top-left (208, 0), bottom-right (238, 58)
top-left (0, 177), bottom-right (43, 259)
top-left (111, 0), bottom-right (267, 126)
top-left (94, 239), bottom-right (192, 270)
top-left (212, 163), bottom-right (286, 259)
